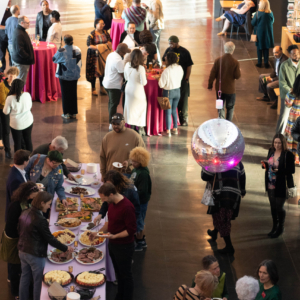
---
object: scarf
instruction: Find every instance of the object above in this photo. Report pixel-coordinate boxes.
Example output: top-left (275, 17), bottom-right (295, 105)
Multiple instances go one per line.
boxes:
top-left (124, 6), bottom-right (146, 25)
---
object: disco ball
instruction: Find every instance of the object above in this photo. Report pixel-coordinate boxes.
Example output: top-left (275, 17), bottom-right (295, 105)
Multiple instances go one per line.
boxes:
top-left (191, 119), bottom-right (245, 173)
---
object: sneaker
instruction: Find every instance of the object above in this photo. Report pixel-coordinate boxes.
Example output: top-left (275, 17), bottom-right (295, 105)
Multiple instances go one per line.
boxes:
top-left (109, 124), bottom-right (113, 131)
top-left (181, 120), bottom-right (188, 126)
top-left (61, 114), bottom-right (70, 119)
top-left (70, 114), bottom-right (77, 119)
top-left (135, 243), bottom-right (143, 251)
top-left (139, 239), bottom-right (147, 248)
top-left (171, 128), bottom-right (178, 135)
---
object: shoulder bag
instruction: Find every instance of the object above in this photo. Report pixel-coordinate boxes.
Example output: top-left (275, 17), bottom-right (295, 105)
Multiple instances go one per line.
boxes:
top-left (285, 152), bottom-right (297, 199)
top-left (250, 9), bottom-right (258, 42)
top-left (157, 90), bottom-right (171, 110)
top-left (201, 174), bottom-right (216, 206)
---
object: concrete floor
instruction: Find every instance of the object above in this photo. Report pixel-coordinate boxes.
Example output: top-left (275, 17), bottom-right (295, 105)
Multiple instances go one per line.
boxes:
top-left (1, 0), bottom-right (300, 299)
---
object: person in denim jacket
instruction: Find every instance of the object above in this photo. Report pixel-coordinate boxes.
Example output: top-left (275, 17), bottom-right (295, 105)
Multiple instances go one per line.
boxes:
top-left (25, 151), bottom-right (67, 215)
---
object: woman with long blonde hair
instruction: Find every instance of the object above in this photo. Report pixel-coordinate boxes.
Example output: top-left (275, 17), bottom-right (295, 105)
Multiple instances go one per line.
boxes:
top-left (251, 0), bottom-right (274, 68)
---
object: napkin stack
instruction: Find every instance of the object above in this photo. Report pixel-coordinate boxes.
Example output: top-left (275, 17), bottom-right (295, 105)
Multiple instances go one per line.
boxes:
top-left (48, 282), bottom-right (67, 298)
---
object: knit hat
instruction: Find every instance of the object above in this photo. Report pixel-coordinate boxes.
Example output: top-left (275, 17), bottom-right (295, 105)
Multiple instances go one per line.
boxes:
top-left (169, 35), bottom-right (179, 43)
top-left (47, 150), bottom-right (64, 163)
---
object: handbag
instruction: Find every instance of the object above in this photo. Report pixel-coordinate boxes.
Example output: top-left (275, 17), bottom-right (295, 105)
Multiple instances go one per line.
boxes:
top-left (201, 174), bottom-right (216, 206)
top-left (250, 9), bottom-right (258, 42)
top-left (285, 152), bottom-right (297, 199)
top-left (157, 90), bottom-right (171, 110)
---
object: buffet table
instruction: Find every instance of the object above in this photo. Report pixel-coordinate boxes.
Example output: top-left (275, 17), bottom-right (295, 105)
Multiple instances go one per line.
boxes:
top-left (41, 163), bottom-right (115, 300)
top-left (24, 41), bottom-right (61, 103)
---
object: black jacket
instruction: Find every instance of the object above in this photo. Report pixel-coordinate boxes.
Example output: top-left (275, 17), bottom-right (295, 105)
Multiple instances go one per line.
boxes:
top-left (270, 54), bottom-right (288, 81)
top-left (291, 117), bottom-right (300, 156)
top-left (18, 207), bottom-right (68, 257)
top-left (264, 148), bottom-right (295, 198)
top-left (120, 31), bottom-right (140, 45)
top-left (12, 25), bottom-right (35, 65)
top-left (35, 10), bottom-right (52, 41)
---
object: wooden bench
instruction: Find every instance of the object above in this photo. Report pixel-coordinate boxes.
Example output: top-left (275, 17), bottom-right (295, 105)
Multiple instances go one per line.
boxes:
top-left (274, 88), bottom-right (280, 116)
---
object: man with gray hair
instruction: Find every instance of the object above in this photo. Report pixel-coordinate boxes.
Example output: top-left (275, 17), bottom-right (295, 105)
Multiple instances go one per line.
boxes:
top-left (11, 16), bottom-right (34, 82)
top-left (31, 136), bottom-right (75, 180)
top-left (235, 276), bottom-right (259, 300)
top-left (208, 41), bottom-right (241, 121)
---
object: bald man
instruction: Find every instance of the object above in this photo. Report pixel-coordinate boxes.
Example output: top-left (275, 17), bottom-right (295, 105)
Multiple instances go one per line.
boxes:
top-left (257, 46), bottom-right (288, 109)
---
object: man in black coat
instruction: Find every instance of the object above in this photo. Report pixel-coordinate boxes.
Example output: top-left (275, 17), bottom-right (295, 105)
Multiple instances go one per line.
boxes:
top-left (257, 46), bottom-right (288, 109)
top-left (11, 16), bottom-right (34, 82)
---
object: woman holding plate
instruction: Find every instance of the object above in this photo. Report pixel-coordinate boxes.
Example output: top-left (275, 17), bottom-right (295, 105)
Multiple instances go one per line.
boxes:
top-left (18, 192), bottom-right (73, 300)
top-left (25, 150), bottom-right (68, 217)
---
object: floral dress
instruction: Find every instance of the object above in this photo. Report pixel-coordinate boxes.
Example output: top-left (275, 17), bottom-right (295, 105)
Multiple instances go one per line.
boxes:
top-left (268, 154), bottom-right (279, 189)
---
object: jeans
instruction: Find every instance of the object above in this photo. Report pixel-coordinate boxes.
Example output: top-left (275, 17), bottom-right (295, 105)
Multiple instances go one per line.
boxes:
top-left (258, 73), bottom-right (279, 103)
top-left (218, 93), bottom-right (236, 121)
top-left (136, 202), bottom-right (149, 232)
top-left (0, 30), bottom-right (11, 72)
top-left (163, 88), bottom-right (180, 130)
top-left (8, 43), bottom-right (14, 65)
top-left (108, 242), bottom-right (134, 300)
top-left (257, 48), bottom-right (269, 65)
top-left (0, 108), bottom-right (10, 152)
top-left (8, 262), bottom-right (21, 296)
top-left (19, 251), bottom-right (46, 300)
top-left (150, 28), bottom-right (162, 65)
top-left (178, 79), bottom-right (190, 121)
top-left (10, 123), bottom-right (33, 152)
top-left (105, 88), bottom-right (122, 122)
top-left (15, 63), bottom-right (30, 83)
top-left (276, 98), bottom-right (291, 134)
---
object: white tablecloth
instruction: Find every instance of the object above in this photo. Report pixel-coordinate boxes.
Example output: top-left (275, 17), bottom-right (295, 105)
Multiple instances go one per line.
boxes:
top-left (40, 163), bottom-right (116, 300)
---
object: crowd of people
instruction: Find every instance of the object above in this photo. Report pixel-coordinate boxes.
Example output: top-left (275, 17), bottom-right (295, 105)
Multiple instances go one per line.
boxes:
top-left (0, 0), bottom-right (297, 299)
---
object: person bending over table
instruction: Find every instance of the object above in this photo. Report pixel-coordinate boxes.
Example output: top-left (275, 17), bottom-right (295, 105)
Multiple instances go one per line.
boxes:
top-left (124, 49), bottom-right (147, 136)
top-left (31, 135), bottom-right (75, 181)
top-left (53, 34), bottom-right (82, 120)
top-left (139, 29), bottom-right (158, 67)
top-left (162, 35), bottom-right (193, 126)
top-left (86, 18), bottom-right (112, 96)
top-left (46, 10), bottom-right (62, 49)
top-left (91, 183), bottom-right (136, 300)
top-left (158, 52), bottom-right (183, 136)
top-left (18, 192), bottom-right (73, 300)
top-left (3, 79), bottom-right (33, 152)
top-left (35, 0), bottom-right (52, 41)
top-left (25, 150), bottom-right (68, 216)
top-left (0, 182), bottom-right (39, 299)
top-left (120, 21), bottom-right (141, 49)
top-left (5, 149), bottom-right (31, 221)
top-left (0, 66), bottom-right (19, 158)
top-left (215, 0), bottom-right (255, 36)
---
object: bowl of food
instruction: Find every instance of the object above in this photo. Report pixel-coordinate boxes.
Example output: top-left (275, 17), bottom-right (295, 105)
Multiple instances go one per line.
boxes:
top-left (91, 181), bottom-right (101, 189)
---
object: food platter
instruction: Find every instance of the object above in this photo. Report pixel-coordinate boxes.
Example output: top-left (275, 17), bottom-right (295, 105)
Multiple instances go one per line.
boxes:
top-left (58, 210), bottom-right (93, 222)
top-left (75, 270), bottom-right (106, 288)
top-left (52, 229), bottom-right (75, 245)
top-left (55, 218), bottom-right (82, 230)
top-left (43, 270), bottom-right (74, 287)
top-left (65, 175), bottom-right (94, 186)
top-left (47, 248), bottom-right (75, 264)
top-left (79, 231), bottom-right (106, 247)
top-left (80, 197), bottom-right (102, 211)
top-left (75, 247), bottom-right (104, 265)
top-left (97, 232), bottom-right (111, 238)
top-left (56, 198), bottom-right (79, 211)
top-left (65, 186), bottom-right (95, 197)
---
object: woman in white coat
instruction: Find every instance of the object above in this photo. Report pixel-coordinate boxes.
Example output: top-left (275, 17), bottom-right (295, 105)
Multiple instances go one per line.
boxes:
top-left (124, 49), bottom-right (147, 136)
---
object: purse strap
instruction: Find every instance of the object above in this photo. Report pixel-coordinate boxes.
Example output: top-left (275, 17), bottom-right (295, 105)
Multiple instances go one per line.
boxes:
top-left (212, 173), bottom-right (217, 190)
top-left (182, 287), bottom-right (188, 300)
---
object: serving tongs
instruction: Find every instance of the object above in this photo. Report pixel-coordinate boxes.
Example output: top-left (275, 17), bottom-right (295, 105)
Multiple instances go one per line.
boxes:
top-left (89, 268), bottom-right (105, 274)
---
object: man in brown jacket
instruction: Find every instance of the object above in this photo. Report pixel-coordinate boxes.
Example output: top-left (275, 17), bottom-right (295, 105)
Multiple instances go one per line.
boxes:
top-left (208, 41), bottom-right (241, 121)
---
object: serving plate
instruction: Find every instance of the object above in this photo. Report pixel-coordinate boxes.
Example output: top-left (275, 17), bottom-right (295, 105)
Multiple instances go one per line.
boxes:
top-left (65, 176), bottom-right (94, 186)
top-left (79, 231), bottom-right (106, 247)
top-left (75, 247), bottom-right (104, 265)
top-left (43, 271), bottom-right (74, 287)
top-left (64, 186), bottom-right (95, 197)
top-left (47, 248), bottom-right (75, 264)
top-left (75, 270), bottom-right (106, 287)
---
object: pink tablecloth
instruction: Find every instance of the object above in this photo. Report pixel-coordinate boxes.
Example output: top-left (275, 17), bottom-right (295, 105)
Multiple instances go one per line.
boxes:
top-left (24, 41), bottom-right (61, 103)
top-left (145, 73), bottom-right (180, 136)
top-left (110, 19), bottom-right (125, 51)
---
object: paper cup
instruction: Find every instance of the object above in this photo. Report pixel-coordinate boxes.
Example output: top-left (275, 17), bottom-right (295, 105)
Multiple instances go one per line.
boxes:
top-left (67, 292), bottom-right (80, 300)
top-left (86, 163), bottom-right (97, 174)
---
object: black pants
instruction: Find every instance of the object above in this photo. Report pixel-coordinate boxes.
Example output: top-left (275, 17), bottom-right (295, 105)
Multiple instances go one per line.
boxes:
top-left (0, 108), bottom-right (10, 152)
top-left (59, 79), bottom-right (78, 115)
top-left (106, 88), bottom-right (122, 123)
top-left (257, 48), bottom-right (269, 65)
top-left (10, 124), bottom-right (33, 152)
top-left (268, 189), bottom-right (286, 224)
top-left (178, 79), bottom-right (189, 121)
top-left (0, 30), bottom-right (11, 72)
top-left (8, 263), bottom-right (21, 296)
top-left (217, 93), bottom-right (236, 121)
top-left (108, 242), bottom-right (134, 300)
top-left (91, 76), bottom-right (103, 89)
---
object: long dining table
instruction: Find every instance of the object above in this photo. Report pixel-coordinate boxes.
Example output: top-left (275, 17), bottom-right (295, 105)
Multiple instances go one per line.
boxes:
top-left (40, 163), bottom-right (115, 299)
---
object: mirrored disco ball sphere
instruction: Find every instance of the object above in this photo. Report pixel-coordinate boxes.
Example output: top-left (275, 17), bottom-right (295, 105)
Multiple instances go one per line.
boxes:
top-left (191, 119), bottom-right (245, 173)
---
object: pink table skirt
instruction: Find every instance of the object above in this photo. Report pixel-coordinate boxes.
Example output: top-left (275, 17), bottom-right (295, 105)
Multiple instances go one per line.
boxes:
top-left (110, 19), bottom-right (125, 51)
top-left (24, 41), bottom-right (61, 103)
top-left (145, 74), bottom-right (180, 136)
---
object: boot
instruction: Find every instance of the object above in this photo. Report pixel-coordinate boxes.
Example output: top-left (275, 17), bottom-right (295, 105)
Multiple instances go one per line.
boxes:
top-left (218, 235), bottom-right (235, 255)
top-left (267, 209), bottom-right (278, 237)
top-left (207, 229), bottom-right (218, 241)
top-left (271, 210), bottom-right (285, 238)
